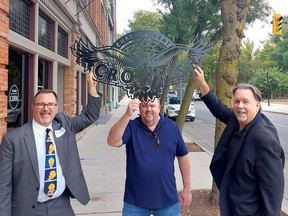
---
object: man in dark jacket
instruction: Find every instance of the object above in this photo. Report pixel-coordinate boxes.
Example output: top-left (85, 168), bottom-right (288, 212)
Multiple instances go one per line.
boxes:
top-left (193, 66), bottom-right (285, 216)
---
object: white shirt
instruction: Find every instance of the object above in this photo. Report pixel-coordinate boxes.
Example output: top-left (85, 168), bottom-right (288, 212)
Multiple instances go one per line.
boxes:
top-left (32, 120), bottom-right (66, 202)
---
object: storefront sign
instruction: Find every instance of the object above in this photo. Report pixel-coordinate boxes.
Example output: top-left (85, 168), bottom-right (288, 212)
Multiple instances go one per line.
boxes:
top-left (8, 85), bottom-right (19, 110)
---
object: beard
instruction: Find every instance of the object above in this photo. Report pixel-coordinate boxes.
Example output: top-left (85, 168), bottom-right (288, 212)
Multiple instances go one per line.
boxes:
top-left (235, 112), bottom-right (248, 123)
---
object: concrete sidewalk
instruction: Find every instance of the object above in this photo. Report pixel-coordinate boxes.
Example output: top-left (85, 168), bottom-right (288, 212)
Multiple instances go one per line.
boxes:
top-left (72, 97), bottom-right (288, 215)
top-left (261, 102), bottom-right (288, 115)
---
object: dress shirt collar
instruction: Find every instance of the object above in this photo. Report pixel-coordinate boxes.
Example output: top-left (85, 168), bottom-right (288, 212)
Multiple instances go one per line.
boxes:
top-left (32, 119), bottom-right (53, 136)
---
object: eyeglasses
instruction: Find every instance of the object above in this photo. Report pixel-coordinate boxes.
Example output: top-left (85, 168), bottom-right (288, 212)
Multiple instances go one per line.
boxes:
top-left (34, 102), bottom-right (57, 109)
top-left (150, 132), bottom-right (160, 147)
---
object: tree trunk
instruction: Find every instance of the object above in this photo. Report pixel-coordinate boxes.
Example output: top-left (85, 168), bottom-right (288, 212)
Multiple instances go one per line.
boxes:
top-left (210, 0), bottom-right (251, 205)
top-left (176, 79), bottom-right (195, 132)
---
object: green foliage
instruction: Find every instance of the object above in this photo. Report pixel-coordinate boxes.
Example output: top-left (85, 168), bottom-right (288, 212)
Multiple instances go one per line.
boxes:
top-left (253, 41), bottom-right (276, 69)
top-left (123, 0), bottom-right (272, 46)
top-left (238, 40), bottom-right (258, 83)
top-left (248, 67), bottom-right (288, 99)
top-left (237, 15), bottom-right (288, 99)
top-left (246, 0), bottom-right (272, 23)
top-left (269, 19), bottom-right (288, 71)
top-left (153, 0), bottom-right (272, 44)
top-left (127, 10), bottom-right (163, 33)
top-left (154, 0), bottom-right (221, 44)
top-left (120, 0), bottom-right (284, 111)
top-left (201, 42), bottom-right (221, 90)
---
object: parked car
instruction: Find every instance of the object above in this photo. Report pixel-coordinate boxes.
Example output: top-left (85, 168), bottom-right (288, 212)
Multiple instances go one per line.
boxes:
top-left (164, 96), bottom-right (195, 121)
top-left (192, 90), bottom-right (201, 101)
top-left (167, 91), bottom-right (177, 98)
top-left (5, 100), bottom-right (22, 127)
top-left (168, 90), bottom-right (177, 96)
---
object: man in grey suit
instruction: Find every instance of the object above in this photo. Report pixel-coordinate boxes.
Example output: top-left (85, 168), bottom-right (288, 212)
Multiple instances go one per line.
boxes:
top-left (0, 72), bottom-right (102, 216)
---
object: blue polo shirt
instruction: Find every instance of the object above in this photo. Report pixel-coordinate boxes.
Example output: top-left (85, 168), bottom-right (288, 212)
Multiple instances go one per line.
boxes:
top-left (122, 115), bottom-right (188, 209)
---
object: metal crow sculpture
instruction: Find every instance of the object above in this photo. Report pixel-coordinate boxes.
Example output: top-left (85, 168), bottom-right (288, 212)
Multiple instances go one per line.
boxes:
top-left (71, 30), bottom-right (211, 103)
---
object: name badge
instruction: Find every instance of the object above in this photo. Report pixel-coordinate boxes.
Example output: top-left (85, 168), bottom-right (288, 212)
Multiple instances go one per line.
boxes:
top-left (55, 127), bottom-right (66, 138)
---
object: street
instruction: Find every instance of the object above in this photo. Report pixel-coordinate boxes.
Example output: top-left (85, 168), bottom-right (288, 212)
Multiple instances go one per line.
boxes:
top-left (183, 100), bottom-right (288, 212)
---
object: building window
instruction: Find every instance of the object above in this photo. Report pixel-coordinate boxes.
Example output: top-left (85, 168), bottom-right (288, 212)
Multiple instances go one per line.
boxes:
top-left (38, 12), bottom-right (53, 50)
top-left (38, 59), bottom-right (50, 90)
top-left (58, 27), bottom-right (68, 58)
top-left (109, 0), bottom-right (114, 19)
top-left (9, 0), bottom-right (31, 38)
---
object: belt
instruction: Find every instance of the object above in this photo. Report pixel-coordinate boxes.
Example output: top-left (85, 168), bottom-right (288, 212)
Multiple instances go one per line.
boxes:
top-left (38, 187), bottom-right (71, 204)
top-left (38, 197), bottom-right (58, 204)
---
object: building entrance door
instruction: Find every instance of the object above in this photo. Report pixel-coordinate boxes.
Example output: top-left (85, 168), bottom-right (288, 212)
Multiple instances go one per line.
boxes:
top-left (6, 49), bottom-right (29, 128)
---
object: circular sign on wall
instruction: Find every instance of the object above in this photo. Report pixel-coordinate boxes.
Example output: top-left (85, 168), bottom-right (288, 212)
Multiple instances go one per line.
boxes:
top-left (8, 85), bottom-right (19, 110)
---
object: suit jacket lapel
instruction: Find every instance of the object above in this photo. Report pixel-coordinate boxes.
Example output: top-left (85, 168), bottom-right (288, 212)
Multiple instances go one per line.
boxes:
top-left (211, 120), bottom-right (238, 164)
top-left (224, 132), bottom-right (246, 175)
top-left (52, 122), bottom-right (65, 163)
top-left (210, 122), bottom-right (237, 188)
top-left (24, 123), bottom-right (40, 183)
top-left (224, 113), bottom-right (261, 176)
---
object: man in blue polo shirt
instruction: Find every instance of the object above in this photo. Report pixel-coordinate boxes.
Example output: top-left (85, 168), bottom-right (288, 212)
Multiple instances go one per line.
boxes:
top-left (107, 97), bottom-right (192, 215)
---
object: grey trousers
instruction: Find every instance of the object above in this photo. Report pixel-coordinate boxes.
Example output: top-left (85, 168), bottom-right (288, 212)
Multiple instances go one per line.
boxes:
top-left (35, 193), bottom-right (74, 216)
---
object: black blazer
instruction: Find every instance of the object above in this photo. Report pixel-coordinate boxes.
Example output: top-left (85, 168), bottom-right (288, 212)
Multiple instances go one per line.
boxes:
top-left (0, 95), bottom-right (102, 216)
top-left (202, 91), bottom-right (285, 216)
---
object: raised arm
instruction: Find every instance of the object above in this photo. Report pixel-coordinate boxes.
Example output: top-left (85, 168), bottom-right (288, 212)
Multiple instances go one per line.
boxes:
top-left (107, 99), bottom-right (140, 147)
top-left (192, 65), bottom-right (210, 96)
top-left (87, 71), bottom-right (99, 97)
top-left (68, 71), bottom-right (102, 133)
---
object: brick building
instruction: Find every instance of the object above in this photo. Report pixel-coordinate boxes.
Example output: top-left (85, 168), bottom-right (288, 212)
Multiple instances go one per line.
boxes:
top-left (0, 0), bottom-right (118, 141)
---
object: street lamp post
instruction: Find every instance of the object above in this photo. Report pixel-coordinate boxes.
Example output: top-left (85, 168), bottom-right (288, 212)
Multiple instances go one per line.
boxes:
top-left (266, 71), bottom-right (270, 106)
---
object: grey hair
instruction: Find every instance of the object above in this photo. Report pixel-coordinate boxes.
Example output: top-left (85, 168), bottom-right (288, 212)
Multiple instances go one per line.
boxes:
top-left (232, 84), bottom-right (262, 112)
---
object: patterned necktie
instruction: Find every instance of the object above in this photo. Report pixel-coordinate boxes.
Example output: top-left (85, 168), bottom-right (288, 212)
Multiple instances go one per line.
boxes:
top-left (44, 128), bottom-right (57, 197)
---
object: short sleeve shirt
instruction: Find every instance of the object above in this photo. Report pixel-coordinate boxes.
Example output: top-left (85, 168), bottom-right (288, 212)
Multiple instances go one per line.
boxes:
top-left (122, 115), bottom-right (188, 209)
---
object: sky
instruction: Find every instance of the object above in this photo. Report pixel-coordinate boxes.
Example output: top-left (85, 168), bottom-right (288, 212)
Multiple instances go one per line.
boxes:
top-left (116, 0), bottom-right (287, 48)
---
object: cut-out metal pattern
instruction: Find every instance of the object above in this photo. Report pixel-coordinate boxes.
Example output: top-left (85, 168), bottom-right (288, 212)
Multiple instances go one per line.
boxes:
top-left (71, 30), bottom-right (211, 103)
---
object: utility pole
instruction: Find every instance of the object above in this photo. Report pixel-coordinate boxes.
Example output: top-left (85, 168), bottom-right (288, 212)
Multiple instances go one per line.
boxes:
top-left (266, 71), bottom-right (270, 106)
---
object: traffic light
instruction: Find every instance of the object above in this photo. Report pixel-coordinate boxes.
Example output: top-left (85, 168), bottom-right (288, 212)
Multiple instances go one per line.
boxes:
top-left (273, 13), bottom-right (283, 35)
